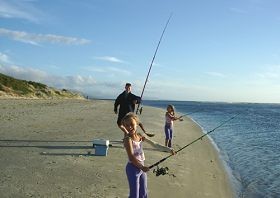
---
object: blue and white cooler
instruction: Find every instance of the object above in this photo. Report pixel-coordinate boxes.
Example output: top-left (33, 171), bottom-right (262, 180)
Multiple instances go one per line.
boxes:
top-left (92, 139), bottom-right (109, 156)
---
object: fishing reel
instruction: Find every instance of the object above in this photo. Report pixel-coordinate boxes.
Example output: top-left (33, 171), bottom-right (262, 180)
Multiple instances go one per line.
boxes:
top-left (153, 166), bottom-right (169, 176)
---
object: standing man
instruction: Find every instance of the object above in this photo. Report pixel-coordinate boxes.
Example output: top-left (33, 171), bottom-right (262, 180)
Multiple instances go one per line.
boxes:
top-left (114, 83), bottom-right (141, 132)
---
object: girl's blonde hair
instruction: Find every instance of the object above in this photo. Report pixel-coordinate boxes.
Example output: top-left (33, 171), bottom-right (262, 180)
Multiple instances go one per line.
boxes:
top-left (121, 112), bottom-right (140, 125)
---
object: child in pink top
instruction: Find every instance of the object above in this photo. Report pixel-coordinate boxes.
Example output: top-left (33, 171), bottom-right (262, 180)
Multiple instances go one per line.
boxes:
top-left (165, 104), bottom-right (183, 148)
top-left (122, 113), bottom-right (174, 198)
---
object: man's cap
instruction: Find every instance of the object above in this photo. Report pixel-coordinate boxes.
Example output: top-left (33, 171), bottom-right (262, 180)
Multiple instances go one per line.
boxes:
top-left (125, 83), bottom-right (132, 86)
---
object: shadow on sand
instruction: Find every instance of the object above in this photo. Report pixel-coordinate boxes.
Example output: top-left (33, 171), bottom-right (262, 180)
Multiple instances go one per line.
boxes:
top-left (0, 139), bottom-right (125, 156)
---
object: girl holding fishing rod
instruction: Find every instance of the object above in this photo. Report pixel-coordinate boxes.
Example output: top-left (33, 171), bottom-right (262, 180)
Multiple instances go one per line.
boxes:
top-left (122, 113), bottom-right (175, 198)
top-left (165, 104), bottom-right (183, 148)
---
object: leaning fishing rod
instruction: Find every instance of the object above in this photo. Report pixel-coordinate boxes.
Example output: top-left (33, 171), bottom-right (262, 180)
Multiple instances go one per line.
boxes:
top-left (180, 109), bottom-right (201, 118)
top-left (136, 14), bottom-right (172, 115)
top-left (149, 113), bottom-right (240, 174)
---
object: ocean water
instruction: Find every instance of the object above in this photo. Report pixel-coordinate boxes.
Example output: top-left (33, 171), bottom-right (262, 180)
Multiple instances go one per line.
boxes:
top-left (143, 100), bottom-right (280, 198)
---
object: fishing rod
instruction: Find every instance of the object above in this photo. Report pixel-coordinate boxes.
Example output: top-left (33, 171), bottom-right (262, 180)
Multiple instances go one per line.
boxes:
top-left (180, 109), bottom-right (201, 118)
top-left (136, 14), bottom-right (173, 115)
top-left (149, 113), bottom-right (239, 171)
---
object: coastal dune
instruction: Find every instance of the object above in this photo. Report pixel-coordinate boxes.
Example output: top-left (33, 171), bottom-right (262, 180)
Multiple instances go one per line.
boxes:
top-left (0, 99), bottom-right (234, 197)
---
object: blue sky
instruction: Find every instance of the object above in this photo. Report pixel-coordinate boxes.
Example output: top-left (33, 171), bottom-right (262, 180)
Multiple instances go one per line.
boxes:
top-left (0, 0), bottom-right (280, 103)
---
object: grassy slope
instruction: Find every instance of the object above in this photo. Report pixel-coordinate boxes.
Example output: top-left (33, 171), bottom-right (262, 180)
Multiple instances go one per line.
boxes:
top-left (0, 73), bottom-right (84, 99)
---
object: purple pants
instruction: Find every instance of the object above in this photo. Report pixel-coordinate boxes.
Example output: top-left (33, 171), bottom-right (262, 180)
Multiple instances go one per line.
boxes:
top-left (126, 162), bottom-right (148, 198)
top-left (165, 124), bottom-right (173, 140)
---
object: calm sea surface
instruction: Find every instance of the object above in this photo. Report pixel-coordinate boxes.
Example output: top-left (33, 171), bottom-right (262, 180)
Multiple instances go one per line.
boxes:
top-left (143, 100), bottom-right (280, 198)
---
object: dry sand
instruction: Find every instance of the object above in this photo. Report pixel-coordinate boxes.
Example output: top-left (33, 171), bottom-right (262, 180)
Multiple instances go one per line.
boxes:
top-left (0, 99), bottom-right (234, 198)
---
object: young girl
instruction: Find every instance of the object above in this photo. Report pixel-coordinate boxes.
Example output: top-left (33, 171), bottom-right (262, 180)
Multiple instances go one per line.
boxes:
top-left (119, 116), bottom-right (155, 137)
top-left (122, 113), bottom-right (174, 198)
top-left (165, 104), bottom-right (183, 148)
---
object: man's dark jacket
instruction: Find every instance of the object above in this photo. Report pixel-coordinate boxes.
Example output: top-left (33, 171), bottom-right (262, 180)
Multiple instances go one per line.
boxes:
top-left (114, 91), bottom-right (141, 119)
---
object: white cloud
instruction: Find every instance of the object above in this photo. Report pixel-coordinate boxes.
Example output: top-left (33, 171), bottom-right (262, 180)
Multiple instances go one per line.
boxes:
top-left (0, 0), bottom-right (43, 23)
top-left (107, 67), bottom-right (131, 75)
top-left (84, 66), bottom-right (131, 76)
top-left (256, 72), bottom-right (279, 79)
top-left (1, 63), bottom-right (279, 102)
top-left (0, 28), bottom-right (91, 45)
top-left (0, 52), bottom-right (11, 63)
top-left (0, 64), bottom-right (48, 81)
top-left (0, 64), bottom-right (96, 90)
top-left (94, 56), bottom-right (125, 63)
top-left (0, 63), bottom-right (129, 99)
top-left (254, 64), bottom-right (280, 81)
top-left (84, 67), bottom-right (106, 73)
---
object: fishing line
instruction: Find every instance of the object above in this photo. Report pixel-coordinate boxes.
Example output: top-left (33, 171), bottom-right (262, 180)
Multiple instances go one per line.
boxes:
top-left (136, 13), bottom-right (173, 114)
top-left (149, 113), bottom-right (240, 174)
top-left (180, 109), bottom-right (201, 118)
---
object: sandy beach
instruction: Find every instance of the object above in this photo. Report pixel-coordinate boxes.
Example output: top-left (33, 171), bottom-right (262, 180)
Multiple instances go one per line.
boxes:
top-left (0, 99), bottom-right (234, 198)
